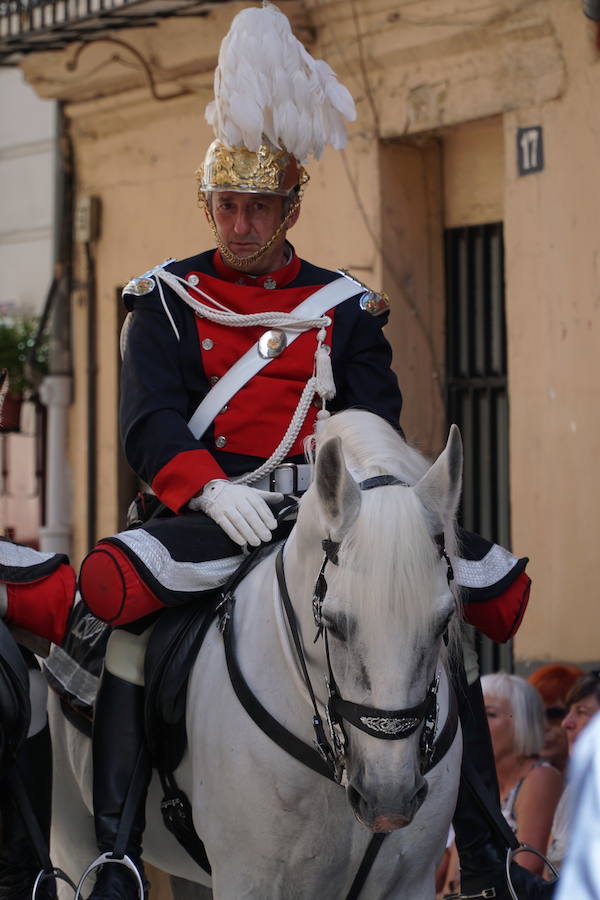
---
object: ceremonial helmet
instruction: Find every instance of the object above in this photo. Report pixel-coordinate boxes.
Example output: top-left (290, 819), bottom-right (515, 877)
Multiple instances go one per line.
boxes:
top-left (196, 2), bottom-right (356, 265)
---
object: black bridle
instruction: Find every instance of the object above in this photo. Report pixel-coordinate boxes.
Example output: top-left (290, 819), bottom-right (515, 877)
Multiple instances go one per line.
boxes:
top-left (277, 473), bottom-right (456, 783)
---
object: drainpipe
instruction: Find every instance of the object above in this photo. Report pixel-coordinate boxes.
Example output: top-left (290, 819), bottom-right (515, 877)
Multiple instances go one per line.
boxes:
top-left (84, 238), bottom-right (97, 550)
top-left (38, 102), bottom-right (73, 556)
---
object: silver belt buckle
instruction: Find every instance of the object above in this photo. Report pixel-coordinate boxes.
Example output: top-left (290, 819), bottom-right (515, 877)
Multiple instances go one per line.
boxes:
top-left (270, 463), bottom-right (298, 495)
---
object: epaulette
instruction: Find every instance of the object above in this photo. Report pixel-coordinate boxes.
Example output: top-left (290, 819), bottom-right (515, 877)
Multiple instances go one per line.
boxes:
top-left (337, 269), bottom-right (390, 316)
top-left (122, 258), bottom-right (177, 298)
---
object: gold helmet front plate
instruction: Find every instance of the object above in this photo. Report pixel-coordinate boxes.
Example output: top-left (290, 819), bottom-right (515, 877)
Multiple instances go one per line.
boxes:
top-left (197, 140), bottom-right (309, 197)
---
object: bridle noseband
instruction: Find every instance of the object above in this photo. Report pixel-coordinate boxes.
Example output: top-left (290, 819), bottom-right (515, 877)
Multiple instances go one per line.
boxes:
top-left (278, 474), bottom-right (455, 784)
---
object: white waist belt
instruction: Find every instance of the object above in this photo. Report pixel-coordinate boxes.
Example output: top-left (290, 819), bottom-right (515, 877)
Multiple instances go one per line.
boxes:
top-left (248, 463), bottom-right (312, 495)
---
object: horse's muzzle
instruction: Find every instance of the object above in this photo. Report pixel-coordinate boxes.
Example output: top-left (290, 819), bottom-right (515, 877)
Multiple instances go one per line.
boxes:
top-left (347, 777), bottom-right (429, 832)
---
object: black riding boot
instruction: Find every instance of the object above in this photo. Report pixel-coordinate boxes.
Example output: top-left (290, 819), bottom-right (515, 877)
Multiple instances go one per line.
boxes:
top-left (452, 677), bottom-right (556, 900)
top-left (87, 670), bottom-right (152, 900)
top-left (0, 724), bottom-right (57, 900)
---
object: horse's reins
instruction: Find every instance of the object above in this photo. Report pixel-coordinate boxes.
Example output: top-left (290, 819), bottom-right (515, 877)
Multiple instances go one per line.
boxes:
top-left (220, 474), bottom-right (459, 900)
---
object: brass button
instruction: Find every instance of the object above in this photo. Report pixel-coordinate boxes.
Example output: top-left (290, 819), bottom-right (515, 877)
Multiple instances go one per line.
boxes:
top-left (215, 435), bottom-right (227, 449)
top-left (209, 375), bottom-right (219, 385)
top-left (220, 404), bottom-right (228, 414)
top-left (187, 274), bottom-right (200, 286)
top-left (202, 338), bottom-right (214, 351)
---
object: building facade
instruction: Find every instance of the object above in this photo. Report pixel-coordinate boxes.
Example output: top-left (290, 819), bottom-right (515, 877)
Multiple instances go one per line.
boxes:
top-left (2, 0), bottom-right (599, 669)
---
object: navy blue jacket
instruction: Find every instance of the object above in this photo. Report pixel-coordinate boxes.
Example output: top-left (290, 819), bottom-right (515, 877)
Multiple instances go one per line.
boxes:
top-left (120, 248), bottom-right (402, 512)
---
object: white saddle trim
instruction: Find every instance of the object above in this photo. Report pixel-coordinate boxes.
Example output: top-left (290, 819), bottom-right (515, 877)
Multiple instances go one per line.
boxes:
top-left (114, 530), bottom-right (242, 593)
top-left (0, 543), bottom-right (56, 569)
top-left (452, 544), bottom-right (519, 589)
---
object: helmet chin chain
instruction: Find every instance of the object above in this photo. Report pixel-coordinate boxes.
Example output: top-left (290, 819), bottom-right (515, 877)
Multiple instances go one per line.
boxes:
top-left (199, 191), bottom-right (303, 270)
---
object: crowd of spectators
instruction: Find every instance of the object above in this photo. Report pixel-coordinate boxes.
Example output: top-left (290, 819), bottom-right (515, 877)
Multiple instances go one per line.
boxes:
top-left (438, 664), bottom-right (600, 898)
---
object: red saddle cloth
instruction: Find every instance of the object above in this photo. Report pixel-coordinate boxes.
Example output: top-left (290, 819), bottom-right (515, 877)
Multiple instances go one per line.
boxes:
top-left (0, 538), bottom-right (75, 645)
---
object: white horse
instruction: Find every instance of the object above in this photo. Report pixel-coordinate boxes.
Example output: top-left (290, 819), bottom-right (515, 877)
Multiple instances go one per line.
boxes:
top-left (49, 410), bottom-right (464, 899)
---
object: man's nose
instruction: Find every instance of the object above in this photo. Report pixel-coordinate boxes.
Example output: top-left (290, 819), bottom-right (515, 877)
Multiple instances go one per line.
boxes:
top-left (233, 208), bottom-right (251, 234)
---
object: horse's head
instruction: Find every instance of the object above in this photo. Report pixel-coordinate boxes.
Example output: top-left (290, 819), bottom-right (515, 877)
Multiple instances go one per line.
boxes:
top-left (292, 411), bottom-right (462, 832)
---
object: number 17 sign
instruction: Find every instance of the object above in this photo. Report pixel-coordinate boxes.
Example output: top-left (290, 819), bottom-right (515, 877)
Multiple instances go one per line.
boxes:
top-left (517, 126), bottom-right (544, 176)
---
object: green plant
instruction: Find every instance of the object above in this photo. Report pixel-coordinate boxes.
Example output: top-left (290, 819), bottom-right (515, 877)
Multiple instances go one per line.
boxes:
top-left (0, 314), bottom-right (49, 396)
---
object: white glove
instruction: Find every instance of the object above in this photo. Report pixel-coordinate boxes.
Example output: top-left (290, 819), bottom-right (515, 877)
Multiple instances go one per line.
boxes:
top-left (189, 480), bottom-right (283, 547)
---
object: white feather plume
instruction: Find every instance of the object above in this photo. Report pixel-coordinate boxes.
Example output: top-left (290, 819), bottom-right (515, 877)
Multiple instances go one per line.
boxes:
top-left (205, 3), bottom-right (356, 161)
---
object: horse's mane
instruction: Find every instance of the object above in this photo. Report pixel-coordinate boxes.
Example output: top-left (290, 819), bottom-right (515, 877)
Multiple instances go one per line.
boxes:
top-left (309, 411), bottom-right (461, 662)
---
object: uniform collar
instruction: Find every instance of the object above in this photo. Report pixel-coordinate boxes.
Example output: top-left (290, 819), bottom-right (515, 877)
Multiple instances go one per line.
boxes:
top-left (212, 244), bottom-right (300, 289)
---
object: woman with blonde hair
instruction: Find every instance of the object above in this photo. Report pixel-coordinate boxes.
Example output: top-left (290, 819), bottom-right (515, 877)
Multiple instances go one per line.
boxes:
top-left (481, 672), bottom-right (563, 876)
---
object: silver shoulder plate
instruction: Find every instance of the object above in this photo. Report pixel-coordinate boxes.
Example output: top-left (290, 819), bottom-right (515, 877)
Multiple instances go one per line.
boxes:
top-left (337, 269), bottom-right (390, 316)
top-left (122, 258), bottom-right (177, 298)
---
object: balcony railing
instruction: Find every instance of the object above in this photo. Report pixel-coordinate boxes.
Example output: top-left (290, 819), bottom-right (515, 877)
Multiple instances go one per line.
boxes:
top-left (0, 0), bottom-right (218, 63)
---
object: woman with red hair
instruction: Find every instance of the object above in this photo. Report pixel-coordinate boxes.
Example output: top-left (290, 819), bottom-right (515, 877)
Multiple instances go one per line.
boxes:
top-left (528, 664), bottom-right (584, 772)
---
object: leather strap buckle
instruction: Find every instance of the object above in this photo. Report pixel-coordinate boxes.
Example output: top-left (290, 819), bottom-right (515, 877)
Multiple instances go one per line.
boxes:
top-left (270, 463), bottom-right (299, 494)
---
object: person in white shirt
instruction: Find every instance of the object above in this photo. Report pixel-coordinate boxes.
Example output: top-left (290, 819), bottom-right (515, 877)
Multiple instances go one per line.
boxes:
top-left (554, 707), bottom-right (600, 900)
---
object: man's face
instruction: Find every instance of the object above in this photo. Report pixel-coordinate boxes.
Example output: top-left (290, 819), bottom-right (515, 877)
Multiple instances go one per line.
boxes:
top-left (210, 191), bottom-right (296, 274)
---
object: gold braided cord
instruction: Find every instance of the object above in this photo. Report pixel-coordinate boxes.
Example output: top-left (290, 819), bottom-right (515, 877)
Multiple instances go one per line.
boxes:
top-left (199, 190), bottom-right (304, 269)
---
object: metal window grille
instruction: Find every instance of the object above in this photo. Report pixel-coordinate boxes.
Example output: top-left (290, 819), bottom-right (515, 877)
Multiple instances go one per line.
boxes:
top-left (445, 222), bottom-right (512, 673)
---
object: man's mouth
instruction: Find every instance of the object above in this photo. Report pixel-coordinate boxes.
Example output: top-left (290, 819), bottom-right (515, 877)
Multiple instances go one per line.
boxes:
top-left (231, 241), bottom-right (259, 251)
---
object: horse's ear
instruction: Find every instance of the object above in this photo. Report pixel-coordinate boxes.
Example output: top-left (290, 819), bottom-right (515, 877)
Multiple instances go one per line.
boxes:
top-left (413, 424), bottom-right (462, 534)
top-left (315, 435), bottom-right (361, 542)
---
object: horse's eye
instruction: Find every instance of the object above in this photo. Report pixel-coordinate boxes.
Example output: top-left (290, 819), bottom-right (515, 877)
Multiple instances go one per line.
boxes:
top-left (322, 616), bottom-right (344, 641)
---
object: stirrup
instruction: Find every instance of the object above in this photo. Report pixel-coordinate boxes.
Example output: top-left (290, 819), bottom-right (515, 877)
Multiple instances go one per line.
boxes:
top-left (74, 851), bottom-right (146, 900)
top-left (32, 866), bottom-right (78, 898)
top-left (505, 844), bottom-right (559, 900)
top-left (444, 844), bottom-right (559, 900)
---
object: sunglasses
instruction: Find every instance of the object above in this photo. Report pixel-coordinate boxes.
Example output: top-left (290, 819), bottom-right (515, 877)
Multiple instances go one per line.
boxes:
top-left (545, 706), bottom-right (567, 722)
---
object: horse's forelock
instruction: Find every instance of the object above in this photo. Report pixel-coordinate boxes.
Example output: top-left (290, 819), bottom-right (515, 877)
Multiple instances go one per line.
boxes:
top-left (336, 489), bottom-right (443, 654)
top-left (310, 412), bottom-right (461, 666)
